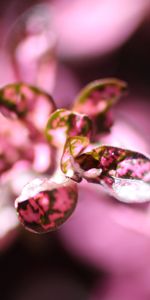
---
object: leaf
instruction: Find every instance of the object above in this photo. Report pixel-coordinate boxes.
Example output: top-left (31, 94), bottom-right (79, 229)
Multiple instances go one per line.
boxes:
top-left (45, 109), bottom-right (92, 147)
top-left (0, 83), bottom-right (56, 175)
top-left (61, 136), bottom-right (90, 182)
top-left (73, 78), bottom-right (127, 134)
top-left (15, 177), bottom-right (78, 233)
top-left (70, 145), bottom-right (150, 203)
top-left (0, 82), bottom-right (56, 131)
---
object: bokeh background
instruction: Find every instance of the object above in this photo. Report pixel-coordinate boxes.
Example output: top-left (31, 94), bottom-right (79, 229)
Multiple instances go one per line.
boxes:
top-left (0, 0), bottom-right (150, 299)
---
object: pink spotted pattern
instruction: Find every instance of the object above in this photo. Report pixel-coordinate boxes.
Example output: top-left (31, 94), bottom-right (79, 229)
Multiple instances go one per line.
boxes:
top-left (0, 83), bottom-right (56, 132)
top-left (61, 139), bottom-right (150, 202)
top-left (74, 146), bottom-right (150, 182)
top-left (45, 109), bottom-right (92, 147)
top-left (15, 178), bottom-right (78, 233)
top-left (73, 78), bottom-right (127, 134)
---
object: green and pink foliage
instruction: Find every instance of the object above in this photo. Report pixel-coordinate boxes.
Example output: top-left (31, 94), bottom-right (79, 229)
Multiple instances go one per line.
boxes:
top-left (0, 78), bottom-right (149, 233)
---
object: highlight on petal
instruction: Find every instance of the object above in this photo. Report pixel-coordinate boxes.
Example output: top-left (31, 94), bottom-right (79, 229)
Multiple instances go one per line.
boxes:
top-left (73, 78), bottom-right (127, 134)
top-left (61, 136), bottom-right (90, 182)
top-left (72, 145), bottom-right (150, 203)
top-left (15, 177), bottom-right (78, 233)
top-left (45, 109), bottom-right (92, 147)
top-left (0, 82), bottom-right (56, 131)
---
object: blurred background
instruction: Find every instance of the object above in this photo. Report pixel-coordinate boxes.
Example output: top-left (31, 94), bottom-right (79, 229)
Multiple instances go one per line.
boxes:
top-left (0, 0), bottom-right (150, 299)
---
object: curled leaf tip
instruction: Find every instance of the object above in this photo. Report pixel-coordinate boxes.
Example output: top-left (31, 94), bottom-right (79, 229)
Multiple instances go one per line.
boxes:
top-left (61, 136), bottom-right (90, 182)
top-left (15, 177), bottom-right (78, 233)
top-left (45, 109), bottom-right (92, 147)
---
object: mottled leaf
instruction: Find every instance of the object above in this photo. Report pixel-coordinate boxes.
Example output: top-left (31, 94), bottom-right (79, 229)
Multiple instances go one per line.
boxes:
top-left (0, 82), bottom-right (56, 131)
top-left (73, 78), bottom-right (127, 134)
top-left (0, 84), bottom-right (56, 175)
top-left (45, 109), bottom-right (92, 147)
top-left (15, 177), bottom-right (78, 233)
top-left (61, 136), bottom-right (90, 182)
top-left (70, 145), bottom-right (150, 203)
